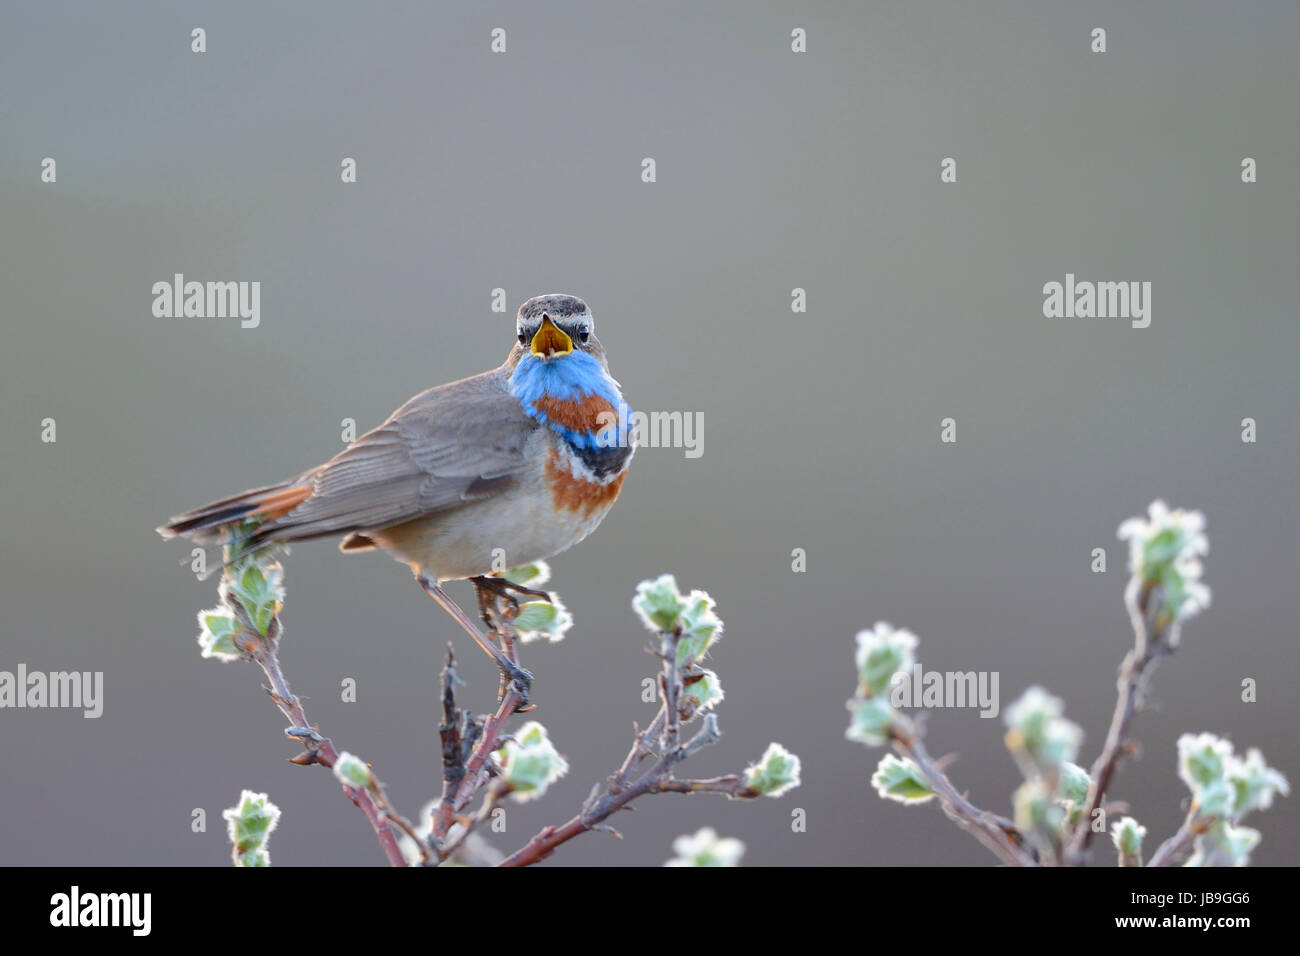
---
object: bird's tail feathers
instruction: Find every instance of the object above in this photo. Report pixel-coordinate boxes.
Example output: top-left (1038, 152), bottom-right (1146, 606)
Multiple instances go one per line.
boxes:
top-left (157, 479), bottom-right (315, 547)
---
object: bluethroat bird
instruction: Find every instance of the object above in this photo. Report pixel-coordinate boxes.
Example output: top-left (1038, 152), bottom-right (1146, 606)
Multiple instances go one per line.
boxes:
top-left (158, 294), bottom-right (634, 701)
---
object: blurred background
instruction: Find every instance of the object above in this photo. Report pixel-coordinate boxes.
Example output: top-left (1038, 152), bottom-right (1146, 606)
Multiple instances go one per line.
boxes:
top-left (1, 1), bottom-right (1296, 866)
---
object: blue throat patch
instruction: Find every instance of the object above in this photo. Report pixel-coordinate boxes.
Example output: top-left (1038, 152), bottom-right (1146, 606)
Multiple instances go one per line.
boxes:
top-left (510, 351), bottom-right (628, 450)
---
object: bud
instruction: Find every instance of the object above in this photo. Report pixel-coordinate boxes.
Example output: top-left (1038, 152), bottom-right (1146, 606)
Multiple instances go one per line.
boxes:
top-left (1186, 822), bottom-right (1261, 867)
top-left (664, 827), bottom-right (745, 867)
top-left (632, 574), bottom-right (688, 633)
top-left (1004, 686), bottom-right (1082, 768)
top-left (223, 558), bottom-right (285, 636)
top-left (497, 721), bottom-right (569, 801)
top-left (1226, 747), bottom-right (1290, 820)
top-left (1118, 500), bottom-right (1211, 625)
top-left (1176, 732), bottom-right (1233, 798)
top-left (854, 623), bottom-right (918, 697)
top-left (1110, 816), bottom-right (1146, 865)
top-left (845, 696), bottom-right (895, 747)
top-left (1059, 761), bottom-right (1091, 804)
top-left (197, 608), bottom-right (244, 662)
top-left (679, 668), bottom-right (724, 719)
top-left (676, 590), bottom-right (724, 666)
top-left (743, 742), bottom-right (802, 797)
top-left (222, 790), bottom-right (281, 867)
top-left (1196, 778), bottom-right (1235, 818)
top-left (332, 751), bottom-right (373, 789)
top-left (512, 595), bottom-right (573, 644)
top-left (1038, 716), bottom-right (1084, 768)
top-left (871, 754), bottom-right (934, 805)
top-left (504, 560), bottom-right (551, 587)
top-left (1013, 778), bottom-right (1064, 831)
top-left (1057, 761), bottom-right (1092, 826)
top-left (236, 847), bottom-right (269, 867)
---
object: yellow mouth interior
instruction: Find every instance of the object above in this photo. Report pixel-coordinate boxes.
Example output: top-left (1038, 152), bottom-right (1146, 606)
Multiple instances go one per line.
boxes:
top-left (530, 316), bottom-right (573, 358)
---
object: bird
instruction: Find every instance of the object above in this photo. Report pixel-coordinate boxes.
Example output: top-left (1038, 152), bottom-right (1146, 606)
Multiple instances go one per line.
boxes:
top-left (158, 294), bottom-right (635, 700)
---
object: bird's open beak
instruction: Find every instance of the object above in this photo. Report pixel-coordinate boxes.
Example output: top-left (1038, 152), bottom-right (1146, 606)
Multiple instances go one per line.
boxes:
top-left (530, 316), bottom-right (573, 359)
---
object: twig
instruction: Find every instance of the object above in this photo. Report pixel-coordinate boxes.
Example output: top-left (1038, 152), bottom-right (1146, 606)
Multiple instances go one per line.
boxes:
top-left (660, 630), bottom-right (683, 754)
top-left (440, 779), bottom-right (508, 861)
top-left (889, 715), bottom-right (1035, 867)
top-left (216, 556), bottom-right (780, 867)
top-left (1067, 579), bottom-right (1175, 861)
top-left (429, 591), bottom-right (529, 857)
top-left (498, 714), bottom-right (754, 866)
top-left (450, 691), bottom-right (524, 809)
top-left (432, 645), bottom-right (472, 842)
top-left (1146, 807), bottom-right (1212, 867)
top-left (656, 774), bottom-right (752, 795)
top-left (610, 709), bottom-right (666, 791)
top-left (498, 628), bottom-right (758, 867)
top-left (228, 604), bottom-right (416, 867)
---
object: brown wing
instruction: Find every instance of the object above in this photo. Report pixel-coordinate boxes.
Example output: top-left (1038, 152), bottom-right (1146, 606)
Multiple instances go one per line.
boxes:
top-left (159, 367), bottom-right (537, 551)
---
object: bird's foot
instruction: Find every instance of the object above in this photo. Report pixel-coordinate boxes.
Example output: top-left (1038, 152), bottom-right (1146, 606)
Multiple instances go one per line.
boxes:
top-left (471, 574), bottom-right (552, 620)
top-left (497, 660), bottom-right (534, 712)
top-left (419, 575), bottom-right (536, 710)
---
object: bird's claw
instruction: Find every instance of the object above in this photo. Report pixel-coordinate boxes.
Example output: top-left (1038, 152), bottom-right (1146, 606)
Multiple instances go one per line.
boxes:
top-left (497, 661), bottom-right (534, 712)
top-left (472, 574), bottom-right (552, 617)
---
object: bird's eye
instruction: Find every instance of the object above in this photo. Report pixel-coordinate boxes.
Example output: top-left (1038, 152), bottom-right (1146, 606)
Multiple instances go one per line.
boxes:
top-left (518, 332), bottom-right (527, 344)
top-left (579, 326), bottom-right (590, 343)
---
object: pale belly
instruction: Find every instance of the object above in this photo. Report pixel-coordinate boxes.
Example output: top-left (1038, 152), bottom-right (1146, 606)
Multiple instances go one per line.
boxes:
top-left (368, 463), bottom-right (624, 582)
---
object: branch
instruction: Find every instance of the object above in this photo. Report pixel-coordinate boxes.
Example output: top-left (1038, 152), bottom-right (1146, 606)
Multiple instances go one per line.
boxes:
top-left (498, 713), bottom-right (755, 867)
top-left (609, 710), bottom-right (665, 792)
top-left (430, 588), bottom-right (529, 860)
top-left (1146, 807), bottom-right (1213, 867)
top-left (210, 559), bottom-right (788, 868)
top-left (432, 645), bottom-right (480, 843)
top-left (498, 627), bottom-right (758, 867)
top-left (889, 715), bottom-right (1035, 867)
top-left (1067, 579), bottom-right (1175, 861)
top-left (228, 603), bottom-right (419, 867)
top-left (440, 779), bottom-right (508, 861)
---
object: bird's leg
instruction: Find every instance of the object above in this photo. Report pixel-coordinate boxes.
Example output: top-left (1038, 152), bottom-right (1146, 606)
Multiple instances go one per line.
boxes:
top-left (470, 574), bottom-right (552, 613)
top-left (418, 575), bottom-right (532, 704)
top-left (470, 576), bottom-right (538, 713)
top-left (472, 578), bottom-right (504, 635)
top-left (471, 581), bottom-right (511, 702)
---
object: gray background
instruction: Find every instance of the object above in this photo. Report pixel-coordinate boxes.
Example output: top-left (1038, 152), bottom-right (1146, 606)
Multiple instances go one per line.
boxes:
top-left (1, 1), bottom-right (1296, 866)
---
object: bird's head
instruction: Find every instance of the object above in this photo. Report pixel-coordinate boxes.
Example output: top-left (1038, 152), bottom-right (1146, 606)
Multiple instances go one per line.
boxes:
top-left (509, 294), bottom-right (624, 413)
top-left (514, 294), bottom-right (604, 366)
